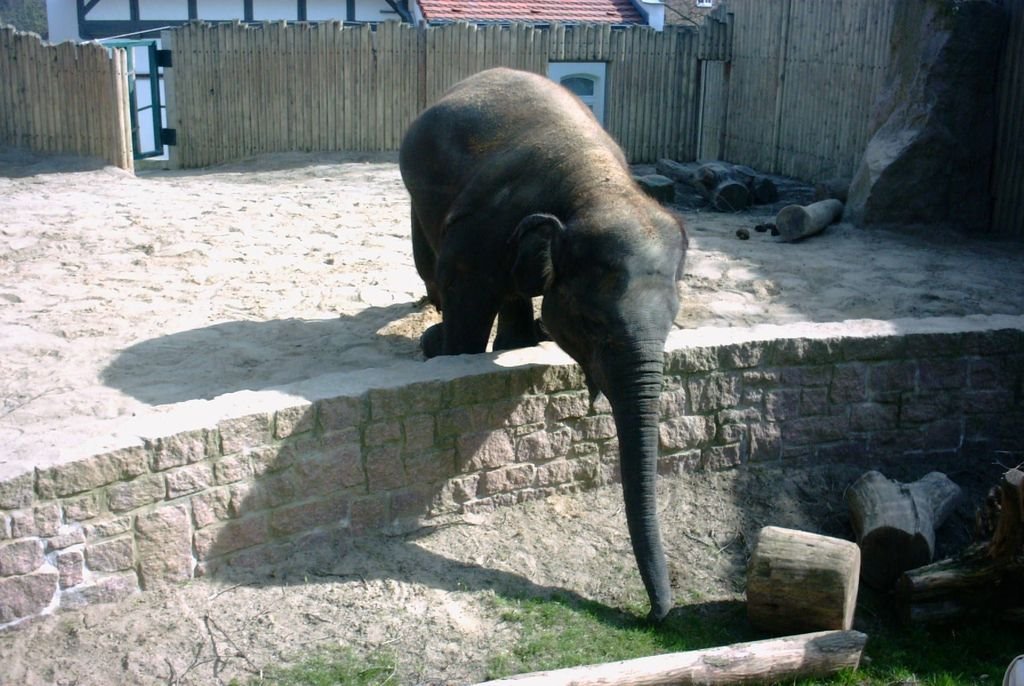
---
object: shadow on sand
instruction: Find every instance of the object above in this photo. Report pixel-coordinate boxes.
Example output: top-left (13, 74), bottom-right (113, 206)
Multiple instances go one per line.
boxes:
top-left (101, 302), bottom-right (424, 405)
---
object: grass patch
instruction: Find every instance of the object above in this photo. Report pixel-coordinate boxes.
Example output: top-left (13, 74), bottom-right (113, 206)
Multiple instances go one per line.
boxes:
top-left (242, 646), bottom-right (396, 686)
top-left (486, 592), bottom-right (1020, 685)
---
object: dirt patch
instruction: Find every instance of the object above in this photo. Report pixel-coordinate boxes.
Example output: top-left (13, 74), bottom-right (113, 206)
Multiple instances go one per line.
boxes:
top-left (0, 459), bottom-right (1001, 685)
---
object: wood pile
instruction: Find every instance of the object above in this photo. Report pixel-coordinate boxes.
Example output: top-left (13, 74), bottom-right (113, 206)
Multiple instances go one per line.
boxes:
top-left (656, 160), bottom-right (778, 212)
top-left (897, 468), bottom-right (1023, 623)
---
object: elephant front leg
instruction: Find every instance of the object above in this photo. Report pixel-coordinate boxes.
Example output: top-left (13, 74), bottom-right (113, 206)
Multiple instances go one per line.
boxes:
top-left (425, 264), bottom-right (501, 357)
top-left (493, 296), bottom-right (541, 352)
top-left (420, 322), bottom-right (445, 358)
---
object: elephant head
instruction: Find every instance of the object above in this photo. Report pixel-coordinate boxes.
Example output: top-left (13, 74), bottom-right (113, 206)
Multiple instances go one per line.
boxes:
top-left (510, 204), bottom-right (686, 621)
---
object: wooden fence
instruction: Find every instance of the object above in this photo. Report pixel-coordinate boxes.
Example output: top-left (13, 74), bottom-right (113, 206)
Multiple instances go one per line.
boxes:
top-left (0, 26), bottom-right (133, 171)
top-left (705, 0), bottom-right (897, 182)
top-left (993, 0), bottom-right (1024, 238)
top-left (162, 20), bottom-right (729, 167)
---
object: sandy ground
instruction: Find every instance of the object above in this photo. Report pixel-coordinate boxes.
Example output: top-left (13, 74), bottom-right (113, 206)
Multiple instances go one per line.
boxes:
top-left (2, 149), bottom-right (1024, 683)
top-left (3, 148), bottom-right (1024, 476)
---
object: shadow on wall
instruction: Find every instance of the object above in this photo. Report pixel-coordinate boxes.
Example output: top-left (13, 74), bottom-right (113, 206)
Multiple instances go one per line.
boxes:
top-left (180, 364), bottom-right (659, 629)
top-left (101, 302), bottom-right (424, 405)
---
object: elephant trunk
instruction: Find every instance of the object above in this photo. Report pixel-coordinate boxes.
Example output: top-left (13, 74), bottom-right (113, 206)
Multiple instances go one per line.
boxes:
top-left (604, 348), bottom-right (673, 622)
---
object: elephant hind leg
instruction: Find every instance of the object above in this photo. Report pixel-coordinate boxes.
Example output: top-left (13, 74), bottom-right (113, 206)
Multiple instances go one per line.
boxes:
top-left (493, 296), bottom-right (541, 352)
top-left (411, 209), bottom-right (441, 310)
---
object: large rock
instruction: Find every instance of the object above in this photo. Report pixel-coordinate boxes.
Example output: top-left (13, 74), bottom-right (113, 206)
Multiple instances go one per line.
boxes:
top-left (844, 0), bottom-right (1008, 233)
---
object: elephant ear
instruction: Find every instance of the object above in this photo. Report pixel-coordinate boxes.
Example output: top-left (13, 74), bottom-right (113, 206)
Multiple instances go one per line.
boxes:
top-left (509, 213), bottom-right (565, 297)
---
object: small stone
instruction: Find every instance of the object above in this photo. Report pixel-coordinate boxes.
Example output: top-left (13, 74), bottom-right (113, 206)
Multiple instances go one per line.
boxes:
top-left (57, 550), bottom-right (84, 588)
top-left (0, 570), bottom-right (58, 623)
top-left (11, 504), bottom-right (61, 538)
top-left (736, 228), bottom-right (751, 240)
top-left (85, 537), bottom-right (134, 572)
top-left (60, 572), bottom-right (138, 609)
top-left (0, 539), bottom-right (45, 576)
top-left (136, 505), bottom-right (193, 587)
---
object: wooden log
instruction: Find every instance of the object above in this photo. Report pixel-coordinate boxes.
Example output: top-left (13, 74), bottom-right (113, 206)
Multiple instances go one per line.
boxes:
top-left (473, 630), bottom-right (867, 686)
top-left (746, 526), bottom-right (860, 634)
top-left (896, 468), bottom-right (1024, 623)
top-left (813, 177), bottom-right (851, 202)
top-left (693, 161), bottom-right (753, 212)
top-left (845, 471), bottom-right (962, 590)
top-left (655, 159), bottom-right (778, 212)
top-left (774, 199), bottom-right (844, 242)
top-left (634, 174), bottom-right (676, 204)
top-left (978, 468), bottom-right (1023, 560)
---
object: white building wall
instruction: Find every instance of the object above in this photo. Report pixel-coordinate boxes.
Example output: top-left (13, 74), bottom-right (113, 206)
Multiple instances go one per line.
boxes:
top-left (86, 0), bottom-right (131, 20)
top-left (46, 0), bottom-right (80, 41)
top-left (140, 0), bottom-right (190, 20)
top-left (252, 0), bottom-right (297, 21)
top-left (194, 0), bottom-right (245, 20)
top-left (354, 0), bottom-right (395, 22)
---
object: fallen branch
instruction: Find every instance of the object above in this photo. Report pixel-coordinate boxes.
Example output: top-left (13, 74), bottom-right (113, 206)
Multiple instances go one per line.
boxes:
top-left (474, 630), bottom-right (867, 686)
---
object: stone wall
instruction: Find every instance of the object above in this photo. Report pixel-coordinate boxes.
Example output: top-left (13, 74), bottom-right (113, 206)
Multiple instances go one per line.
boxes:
top-left (2, 316), bottom-right (1022, 629)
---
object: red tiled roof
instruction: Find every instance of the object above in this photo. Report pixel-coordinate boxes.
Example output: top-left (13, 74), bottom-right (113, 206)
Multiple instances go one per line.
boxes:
top-left (417, 0), bottom-right (645, 25)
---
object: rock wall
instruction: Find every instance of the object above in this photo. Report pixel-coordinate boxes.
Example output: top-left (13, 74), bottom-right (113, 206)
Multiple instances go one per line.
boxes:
top-left (844, 0), bottom-right (1008, 232)
top-left (2, 316), bottom-right (1023, 629)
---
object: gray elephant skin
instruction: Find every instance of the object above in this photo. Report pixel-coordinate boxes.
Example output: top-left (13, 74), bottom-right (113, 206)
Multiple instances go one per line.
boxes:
top-left (399, 67), bottom-right (687, 621)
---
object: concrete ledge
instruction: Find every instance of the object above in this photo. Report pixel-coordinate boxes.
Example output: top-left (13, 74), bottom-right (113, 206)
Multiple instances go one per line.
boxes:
top-left (2, 315), bottom-right (1022, 628)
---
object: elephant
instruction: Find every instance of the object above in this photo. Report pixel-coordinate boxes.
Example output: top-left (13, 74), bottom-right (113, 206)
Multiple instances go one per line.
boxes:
top-left (398, 67), bottom-right (687, 621)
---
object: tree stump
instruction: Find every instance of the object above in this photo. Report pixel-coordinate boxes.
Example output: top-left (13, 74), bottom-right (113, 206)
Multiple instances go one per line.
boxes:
top-left (774, 199), bottom-right (844, 242)
top-left (845, 471), bottom-right (962, 590)
top-left (897, 468), bottom-right (1024, 623)
top-left (746, 526), bottom-right (861, 634)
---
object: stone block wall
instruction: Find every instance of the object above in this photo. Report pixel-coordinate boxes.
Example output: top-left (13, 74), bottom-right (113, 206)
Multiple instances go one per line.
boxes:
top-left (1, 317), bottom-right (1022, 628)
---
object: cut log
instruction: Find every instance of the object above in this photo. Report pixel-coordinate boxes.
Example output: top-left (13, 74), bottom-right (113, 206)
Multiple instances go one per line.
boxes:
top-left (979, 467), bottom-right (1023, 560)
top-left (473, 630), bottom-right (867, 686)
top-left (746, 526), bottom-right (860, 634)
top-left (774, 199), bottom-right (844, 242)
top-left (634, 174), bottom-right (676, 204)
top-left (897, 468), bottom-right (1024, 624)
top-left (694, 162), bottom-right (753, 212)
top-left (655, 159), bottom-right (778, 212)
top-left (813, 177), bottom-right (851, 203)
top-left (897, 549), bottom-right (1024, 623)
top-left (845, 470), bottom-right (962, 590)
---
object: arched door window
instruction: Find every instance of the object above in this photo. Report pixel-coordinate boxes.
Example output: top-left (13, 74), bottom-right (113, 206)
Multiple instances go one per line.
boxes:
top-left (547, 62), bottom-right (607, 125)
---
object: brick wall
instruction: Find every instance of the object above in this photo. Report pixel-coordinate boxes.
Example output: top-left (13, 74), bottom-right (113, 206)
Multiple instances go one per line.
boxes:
top-left (2, 316), bottom-right (1022, 628)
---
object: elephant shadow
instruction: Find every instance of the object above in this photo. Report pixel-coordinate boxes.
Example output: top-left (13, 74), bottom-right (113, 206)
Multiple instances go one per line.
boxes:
top-left (101, 302), bottom-right (428, 406)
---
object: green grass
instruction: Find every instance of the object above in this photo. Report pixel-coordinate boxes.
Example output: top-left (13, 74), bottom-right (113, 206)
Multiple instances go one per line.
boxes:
top-left (484, 592), bottom-right (1020, 685)
top-left (242, 646), bottom-right (396, 686)
top-left (238, 593), bottom-right (1019, 685)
